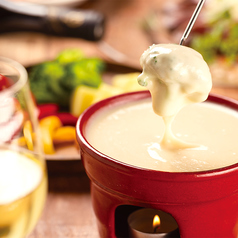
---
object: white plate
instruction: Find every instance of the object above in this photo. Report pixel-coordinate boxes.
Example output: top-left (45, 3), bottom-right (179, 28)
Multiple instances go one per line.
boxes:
top-left (45, 144), bottom-right (81, 160)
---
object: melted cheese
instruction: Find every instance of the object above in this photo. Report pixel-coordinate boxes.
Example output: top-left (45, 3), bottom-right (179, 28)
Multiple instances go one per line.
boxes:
top-left (138, 44), bottom-right (212, 149)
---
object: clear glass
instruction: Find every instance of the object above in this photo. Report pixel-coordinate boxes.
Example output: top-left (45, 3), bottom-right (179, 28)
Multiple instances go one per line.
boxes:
top-left (0, 57), bottom-right (47, 238)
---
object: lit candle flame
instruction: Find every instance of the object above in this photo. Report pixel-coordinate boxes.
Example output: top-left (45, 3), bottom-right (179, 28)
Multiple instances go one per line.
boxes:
top-left (153, 215), bottom-right (160, 232)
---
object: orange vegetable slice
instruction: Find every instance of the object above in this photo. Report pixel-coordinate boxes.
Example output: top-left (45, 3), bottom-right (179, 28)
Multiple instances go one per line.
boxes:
top-left (23, 120), bottom-right (34, 151)
top-left (40, 116), bottom-right (62, 154)
top-left (53, 126), bottom-right (76, 145)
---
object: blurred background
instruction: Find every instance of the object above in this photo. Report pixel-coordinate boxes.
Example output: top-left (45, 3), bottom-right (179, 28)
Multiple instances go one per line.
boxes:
top-left (0, 0), bottom-right (167, 68)
top-left (1, 0), bottom-right (238, 237)
top-left (1, 0), bottom-right (238, 86)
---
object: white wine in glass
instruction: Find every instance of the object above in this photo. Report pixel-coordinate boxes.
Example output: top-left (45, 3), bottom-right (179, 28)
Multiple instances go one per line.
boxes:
top-left (0, 57), bottom-right (47, 238)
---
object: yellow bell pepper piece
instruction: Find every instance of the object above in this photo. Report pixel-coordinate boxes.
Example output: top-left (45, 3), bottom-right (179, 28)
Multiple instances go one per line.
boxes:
top-left (23, 120), bottom-right (34, 151)
top-left (52, 126), bottom-right (76, 144)
top-left (14, 136), bottom-right (26, 147)
top-left (39, 116), bottom-right (62, 154)
top-left (40, 127), bottom-right (55, 154)
top-left (39, 116), bottom-right (62, 135)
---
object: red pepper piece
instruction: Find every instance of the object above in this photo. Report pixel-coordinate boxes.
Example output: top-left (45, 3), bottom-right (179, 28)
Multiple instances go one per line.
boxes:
top-left (0, 74), bottom-right (13, 91)
top-left (37, 103), bottom-right (78, 125)
top-left (37, 103), bottom-right (59, 119)
top-left (55, 112), bottom-right (78, 126)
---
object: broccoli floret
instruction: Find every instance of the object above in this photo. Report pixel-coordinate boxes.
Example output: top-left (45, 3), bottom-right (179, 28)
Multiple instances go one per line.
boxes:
top-left (29, 61), bottom-right (70, 107)
top-left (29, 49), bottom-right (106, 110)
top-left (56, 49), bottom-right (85, 65)
top-left (62, 58), bottom-right (105, 90)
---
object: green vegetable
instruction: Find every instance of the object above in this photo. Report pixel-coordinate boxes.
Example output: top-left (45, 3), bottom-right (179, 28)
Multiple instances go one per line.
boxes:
top-left (190, 11), bottom-right (238, 64)
top-left (62, 58), bottom-right (104, 90)
top-left (56, 48), bottom-right (84, 65)
top-left (191, 24), bottom-right (223, 63)
top-left (29, 49), bottom-right (105, 109)
top-left (29, 61), bottom-right (68, 105)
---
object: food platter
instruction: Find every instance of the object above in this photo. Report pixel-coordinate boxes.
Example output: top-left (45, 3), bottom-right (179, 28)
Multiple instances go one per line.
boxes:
top-left (29, 60), bottom-right (141, 161)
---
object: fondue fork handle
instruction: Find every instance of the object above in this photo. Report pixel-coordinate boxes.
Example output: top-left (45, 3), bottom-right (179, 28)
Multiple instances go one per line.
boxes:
top-left (179, 0), bottom-right (206, 45)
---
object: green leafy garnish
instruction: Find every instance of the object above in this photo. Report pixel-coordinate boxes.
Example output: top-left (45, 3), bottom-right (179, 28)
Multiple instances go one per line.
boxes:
top-left (190, 9), bottom-right (238, 64)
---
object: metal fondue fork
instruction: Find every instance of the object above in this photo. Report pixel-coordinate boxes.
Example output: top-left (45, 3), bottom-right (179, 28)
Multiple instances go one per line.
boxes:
top-left (179, 0), bottom-right (206, 45)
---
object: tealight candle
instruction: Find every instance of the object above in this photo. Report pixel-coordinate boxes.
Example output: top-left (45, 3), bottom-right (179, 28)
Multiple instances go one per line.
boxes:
top-left (128, 209), bottom-right (179, 238)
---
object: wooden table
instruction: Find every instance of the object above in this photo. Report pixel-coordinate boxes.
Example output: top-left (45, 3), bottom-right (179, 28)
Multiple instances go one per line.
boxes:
top-left (1, 0), bottom-right (238, 237)
top-left (28, 160), bottom-right (100, 238)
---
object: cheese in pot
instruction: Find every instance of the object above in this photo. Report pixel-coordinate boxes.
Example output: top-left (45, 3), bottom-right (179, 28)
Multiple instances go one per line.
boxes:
top-left (86, 99), bottom-right (238, 172)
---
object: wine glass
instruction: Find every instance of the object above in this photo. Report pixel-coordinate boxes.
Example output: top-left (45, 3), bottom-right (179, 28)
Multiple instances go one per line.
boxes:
top-left (0, 57), bottom-right (47, 238)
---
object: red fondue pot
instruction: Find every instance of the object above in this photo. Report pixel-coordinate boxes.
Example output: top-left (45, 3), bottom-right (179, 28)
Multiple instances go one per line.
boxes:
top-left (76, 91), bottom-right (238, 238)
